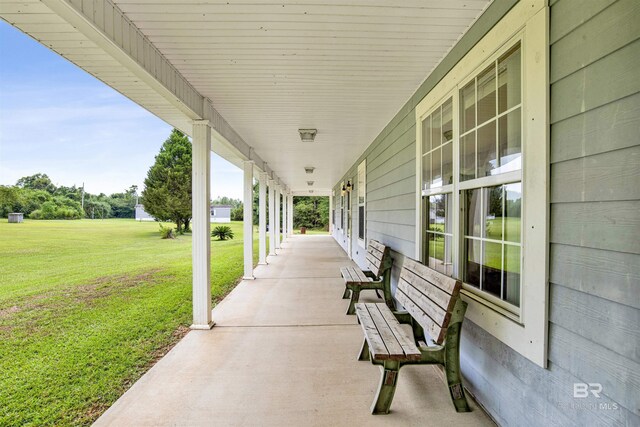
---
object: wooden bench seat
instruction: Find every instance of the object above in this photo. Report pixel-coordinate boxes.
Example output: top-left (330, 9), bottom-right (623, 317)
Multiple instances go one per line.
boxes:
top-left (341, 240), bottom-right (393, 315)
top-left (355, 257), bottom-right (470, 415)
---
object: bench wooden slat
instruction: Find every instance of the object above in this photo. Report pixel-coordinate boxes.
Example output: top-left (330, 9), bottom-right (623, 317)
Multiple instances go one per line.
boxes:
top-left (397, 279), bottom-right (449, 327)
top-left (341, 266), bottom-right (371, 284)
top-left (400, 268), bottom-right (457, 312)
top-left (355, 304), bottom-right (390, 360)
top-left (366, 304), bottom-right (405, 359)
top-left (376, 304), bottom-right (422, 360)
top-left (402, 257), bottom-right (459, 295)
top-left (366, 240), bottom-right (389, 277)
top-left (368, 239), bottom-right (386, 254)
top-left (340, 267), bottom-right (354, 283)
top-left (396, 287), bottom-right (445, 344)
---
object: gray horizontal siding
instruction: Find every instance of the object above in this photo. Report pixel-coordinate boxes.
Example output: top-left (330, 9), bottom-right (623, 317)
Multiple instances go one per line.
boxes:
top-left (550, 200), bottom-right (640, 254)
top-left (550, 92), bottom-right (640, 163)
top-left (549, 244), bottom-right (640, 309)
top-left (549, 323), bottom-right (640, 415)
top-left (547, 0), bottom-right (640, 421)
top-left (549, 284), bottom-right (640, 362)
top-left (550, 0), bottom-right (640, 83)
top-left (550, 38), bottom-right (640, 123)
top-left (463, 320), bottom-right (639, 426)
top-left (549, 0), bottom-right (616, 43)
top-left (550, 145), bottom-right (640, 203)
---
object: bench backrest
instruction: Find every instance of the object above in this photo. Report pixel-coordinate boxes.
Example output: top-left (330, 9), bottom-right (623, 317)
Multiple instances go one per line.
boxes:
top-left (396, 257), bottom-right (462, 345)
top-left (366, 240), bottom-right (391, 278)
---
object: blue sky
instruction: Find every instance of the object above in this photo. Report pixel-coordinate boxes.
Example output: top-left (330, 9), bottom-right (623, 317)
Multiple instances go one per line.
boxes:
top-left (0, 20), bottom-right (243, 199)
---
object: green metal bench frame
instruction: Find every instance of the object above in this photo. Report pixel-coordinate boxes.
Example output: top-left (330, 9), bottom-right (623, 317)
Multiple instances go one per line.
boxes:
top-left (341, 240), bottom-right (393, 315)
top-left (355, 257), bottom-right (470, 415)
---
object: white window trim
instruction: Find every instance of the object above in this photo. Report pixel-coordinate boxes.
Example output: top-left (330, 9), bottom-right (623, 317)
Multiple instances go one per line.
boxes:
top-left (357, 160), bottom-right (366, 248)
top-left (414, 0), bottom-right (549, 368)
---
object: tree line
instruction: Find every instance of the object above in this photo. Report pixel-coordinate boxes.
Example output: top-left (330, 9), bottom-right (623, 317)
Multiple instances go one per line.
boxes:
top-left (0, 173), bottom-right (139, 220)
top-left (1, 128), bottom-right (330, 229)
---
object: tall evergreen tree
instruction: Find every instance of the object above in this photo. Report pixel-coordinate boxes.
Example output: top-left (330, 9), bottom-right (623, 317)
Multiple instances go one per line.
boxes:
top-left (142, 129), bottom-right (192, 232)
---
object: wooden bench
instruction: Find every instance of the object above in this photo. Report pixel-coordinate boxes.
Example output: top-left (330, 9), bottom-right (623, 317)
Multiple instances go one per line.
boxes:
top-left (354, 257), bottom-right (470, 415)
top-left (340, 240), bottom-right (393, 315)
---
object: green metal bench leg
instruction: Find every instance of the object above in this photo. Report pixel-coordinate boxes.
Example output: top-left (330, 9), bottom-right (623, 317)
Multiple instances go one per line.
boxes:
top-left (371, 361), bottom-right (400, 415)
top-left (342, 287), bottom-right (351, 299)
top-left (358, 338), bottom-right (370, 361)
top-left (444, 299), bottom-right (470, 413)
top-left (382, 275), bottom-right (394, 310)
top-left (346, 289), bottom-right (360, 315)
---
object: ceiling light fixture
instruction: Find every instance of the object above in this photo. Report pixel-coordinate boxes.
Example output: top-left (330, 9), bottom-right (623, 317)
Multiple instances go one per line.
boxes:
top-left (298, 129), bottom-right (317, 142)
top-left (307, 181), bottom-right (314, 186)
top-left (304, 166), bottom-right (315, 174)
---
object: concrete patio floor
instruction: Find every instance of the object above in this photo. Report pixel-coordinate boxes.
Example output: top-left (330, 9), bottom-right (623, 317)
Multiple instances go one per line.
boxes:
top-left (94, 235), bottom-right (495, 427)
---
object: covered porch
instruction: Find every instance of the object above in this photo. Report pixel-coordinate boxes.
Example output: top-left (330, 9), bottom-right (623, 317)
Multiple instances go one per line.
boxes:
top-left (94, 235), bottom-right (493, 426)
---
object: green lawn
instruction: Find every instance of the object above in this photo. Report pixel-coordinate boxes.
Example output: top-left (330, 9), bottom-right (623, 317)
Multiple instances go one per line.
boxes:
top-left (0, 219), bottom-right (257, 426)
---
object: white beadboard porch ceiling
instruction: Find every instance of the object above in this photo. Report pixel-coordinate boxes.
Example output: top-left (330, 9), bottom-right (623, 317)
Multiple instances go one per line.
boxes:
top-left (1, 0), bottom-right (491, 193)
top-left (113, 0), bottom-right (490, 193)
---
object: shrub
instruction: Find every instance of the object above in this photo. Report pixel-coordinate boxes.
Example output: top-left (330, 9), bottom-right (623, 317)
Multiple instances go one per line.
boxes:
top-left (211, 225), bottom-right (234, 241)
top-left (29, 209), bottom-right (43, 219)
top-left (159, 224), bottom-right (176, 239)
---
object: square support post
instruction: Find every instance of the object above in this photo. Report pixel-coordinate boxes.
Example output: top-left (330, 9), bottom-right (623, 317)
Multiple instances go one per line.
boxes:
top-left (287, 193), bottom-right (293, 236)
top-left (243, 161), bottom-right (255, 280)
top-left (191, 120), bottom-right (214, 330)
top-left (275, 186), bottom-right (281, 250)
top-left (282, 192), bottom-right (287, 240)
top-left (268, 180), bottom-right (276, 256)
top-left (258, 171), bottom-right (268, 265)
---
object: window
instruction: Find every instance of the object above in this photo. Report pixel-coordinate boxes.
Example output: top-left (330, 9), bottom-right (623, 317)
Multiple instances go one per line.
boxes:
top-left (357, 160), bottom-right (366, 246)
top-left (414, 0), bottom-right (548, 367)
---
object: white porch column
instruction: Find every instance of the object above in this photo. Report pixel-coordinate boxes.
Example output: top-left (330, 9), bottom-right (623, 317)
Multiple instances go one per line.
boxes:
top-left (258, 171), bottom-right (268, 264)
top-left (191, 120), bottom-right (214, 329)
top-left (288, 193), bottom-right (294, 235)
top-left (268, 180), bottom-right (276, 256)
top-left (275, 186), bottom-right (281, 250)
top-left (243, 161), bottom-right (255, 280)
top-left (329, 192), bottom-right (333, 234)
top-left (282, 192), bottom-right (288, 240)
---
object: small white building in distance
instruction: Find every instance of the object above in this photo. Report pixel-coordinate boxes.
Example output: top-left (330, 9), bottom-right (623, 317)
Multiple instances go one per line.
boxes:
top-left (210, 205), bottom-right (231, 223)
top-left (135, 204), bottom-right (155, 221)
top-left (135, 204), bottom-right (232, 223)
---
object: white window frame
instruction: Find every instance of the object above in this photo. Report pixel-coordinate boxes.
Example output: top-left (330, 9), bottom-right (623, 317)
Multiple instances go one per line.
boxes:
top-left (414, 0), bottom-right (548, 368)
top-left (357, 160), bottom-right (366, 248)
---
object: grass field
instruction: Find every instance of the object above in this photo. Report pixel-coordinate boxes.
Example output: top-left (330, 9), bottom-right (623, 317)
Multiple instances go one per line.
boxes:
top-left (0, 219), bottom-right (257, 426)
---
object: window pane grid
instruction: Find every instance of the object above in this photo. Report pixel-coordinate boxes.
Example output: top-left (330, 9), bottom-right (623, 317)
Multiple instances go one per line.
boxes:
top-left (422, 98), bottom-right (453, 190)
top-left (419, 41), bottom-right (523, 313)
top-left (460, 43), bottom-right (522, 182)
top-left (462, 183), bottom-right (521, 308)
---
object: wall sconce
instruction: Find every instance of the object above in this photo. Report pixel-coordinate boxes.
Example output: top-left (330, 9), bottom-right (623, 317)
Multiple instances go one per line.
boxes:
top-left (341, 183), bottom-right (346, 195)
top-left (345, 180), bottom-right (353, 192)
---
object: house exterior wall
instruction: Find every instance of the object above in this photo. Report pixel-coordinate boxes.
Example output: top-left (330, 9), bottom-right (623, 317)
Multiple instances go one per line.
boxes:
top-left (134, 204), bottom-right (155, 221)
top-left (211, 205), bottom-right (231, 223)
top-left (332, 0), bottom-right (640, 425)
